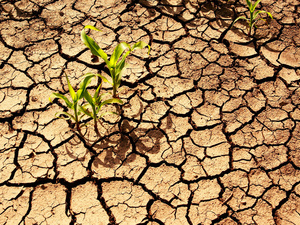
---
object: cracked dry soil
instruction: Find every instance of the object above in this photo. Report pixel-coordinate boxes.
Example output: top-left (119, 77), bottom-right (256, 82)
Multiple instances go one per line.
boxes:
top-left (1, 0), bottom-right (300, 224)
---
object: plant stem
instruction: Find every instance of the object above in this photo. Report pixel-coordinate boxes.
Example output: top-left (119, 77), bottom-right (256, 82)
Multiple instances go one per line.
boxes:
top-left (74, 105), bottom-right (80, 131)
top-left (113, 85), bottom-right (117, 98)
top-left (249, 11), bottom-right (253, 36)
top-left (92, 106), bottom-right (100, 136)
top-left (94, 119), bottom-right (99, 135)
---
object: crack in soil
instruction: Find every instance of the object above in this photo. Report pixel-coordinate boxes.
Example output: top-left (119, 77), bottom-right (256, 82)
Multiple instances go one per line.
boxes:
top-left (1, 0), bottom-right (300, 224)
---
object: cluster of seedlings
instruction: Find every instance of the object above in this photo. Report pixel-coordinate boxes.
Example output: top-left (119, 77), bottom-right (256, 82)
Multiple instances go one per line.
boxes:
top-left (50, 25), bottom-right (150, 136)
top-left (50, 0), bottom-right (272, 135)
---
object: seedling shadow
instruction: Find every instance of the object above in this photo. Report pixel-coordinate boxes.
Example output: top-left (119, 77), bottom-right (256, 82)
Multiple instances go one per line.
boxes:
top-left (91, 120), bottom-right (165, 169)
top-left (65, 101), bottom-right (165, 169)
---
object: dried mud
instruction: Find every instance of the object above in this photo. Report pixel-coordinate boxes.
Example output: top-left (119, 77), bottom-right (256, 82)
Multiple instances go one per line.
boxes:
top-left (1, 0), bottom-right (300, 224)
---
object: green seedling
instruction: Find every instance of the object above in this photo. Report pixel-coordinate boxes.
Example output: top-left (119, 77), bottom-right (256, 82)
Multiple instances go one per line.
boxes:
top-left (81, 25), bottom-right (150, 98)
top-left (49, 73), bottom-right (94, 131)
top-left (231, 0), bottom-right (273, 36)
top-left (79, 74), bottom-right (123, 135)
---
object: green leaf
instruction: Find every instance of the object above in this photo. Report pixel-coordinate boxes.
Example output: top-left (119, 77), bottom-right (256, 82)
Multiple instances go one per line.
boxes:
top-left (81, 30), bottom-right (101, 57)
top-left (115, 49), bottom-right (131, 78)
top-left (250, 21), bottom-right (256, 29)
top-left (109, 69), bottom-right (116, 83)
top-left (95, 74), bottom-right (109, 83)
top-left (55, 111), bottom-right (76, 121)
top-left (78, 104), bottom-right (93, 118)
top-left (116, 53), bottom-right (128, 71)
top-left (50, 93), bottom-right (73, 109)
top-left (253, 10), bottom-right (273, 20)
top-left (94, 82), bottom-right (102, 99)
top-left (99, 98), bottom-right (123, 108)
top-left (112, 40), bottom-right (148, 89)
top-left (81, 28), bottom-right (109, 65)
top-left (117, 66), bottom-right (127, 89)
top-left (109, 42), bottom-right (130, 68)
top-left (132, 41), bottom-right (146, 49)
top-left (245, 0), bottom-right (252, 10)
top-left (255, 18), bottom-right (268, 28)
top-left (253, 10), bottom-right (259, 20)
top-left (80, 73), bottom-right (97, 83)
top-left (80, 74), bottom-right (111, 99)
top-left (83, 25), bottom-right (102, 32)
top-left (232, 16), bottom-right (248, 26)
top-left (113, 41), bottom-right (149, 79)
top-left (99, 111), bottom-right (118, 118)
top-left (132, 41), bottom-right (151, 55)
top-left (78, 73), bottom-right (95, 99)
top-left (83, 90), bottom-right (94, 106)
top-left (95, 73), bottom-right (113, 86)
top-left (266, 11), bottom-right (273, 19)
top-left (252, 0), bottom-right (262, 11)
top-left (65, 74), bottom-right (77, 102)
top-left (81, 30), bottom-right (96, 54)
top-left (95, 92), bottom-right (110, 105)
top-left (147, 45), bottom-right (151, 55)
top-left (261, 10), bottom-right (273, 19)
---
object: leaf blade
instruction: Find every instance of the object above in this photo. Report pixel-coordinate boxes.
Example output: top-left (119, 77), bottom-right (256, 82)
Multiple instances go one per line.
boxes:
top-left (78, 104), bottom-right (93, 118)
top-left (83, 89), bottom-right (94, 106)
top-left (109, 42), bottom-right (130, 67)
top-left (99, 98), bottom-right (123, 108)
top-left (55, 111), bottom-right (76, 121)
top-left (83, 25), bottom-right (102, 32)
top-left (252, 0), bottom-right (262, 11)
top-left (49, 92), bottom-right (73, 109)
top-left (98, 111), bottom-right (118, 118)
top-left (78, 73), bottom-right (95, 99)
top-left (245, 0), bottom-right (253, 10)
top-left (232, 16), bottom-right (248, 27)
top-left (65, 74), bottom-right (77, 102)
top-left (81, 27), bottom-right (109, 65)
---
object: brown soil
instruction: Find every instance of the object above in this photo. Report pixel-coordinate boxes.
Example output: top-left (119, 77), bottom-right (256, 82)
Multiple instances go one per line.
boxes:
top-left (1, 0), bottom-right (300, 224)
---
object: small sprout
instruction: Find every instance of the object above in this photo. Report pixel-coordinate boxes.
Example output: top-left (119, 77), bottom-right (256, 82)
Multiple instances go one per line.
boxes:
top-left (49, 73), bottom-right (94, 131)
top-left (79, 73), bottom-right (123, 135)
top-left (231, 0), bottom-right (273, 36)
top-left (50, 72), bottom-right (123, 136)
top-left (81, 25), bottom-right (151, 98)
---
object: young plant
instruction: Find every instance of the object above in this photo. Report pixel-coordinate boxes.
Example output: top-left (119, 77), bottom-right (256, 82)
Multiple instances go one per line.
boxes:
top-left (231, 0), bottom-right (273, 36)
top-left (79, 74), bottom-right (123, 135)
top-left (49, 73), bottom-right (94, 131)
top-left (81, 25), bottom-right (151, 97)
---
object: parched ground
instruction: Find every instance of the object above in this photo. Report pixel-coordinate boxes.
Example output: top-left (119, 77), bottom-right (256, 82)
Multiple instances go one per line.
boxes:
top-left (1, 0), bottom-right (300, 224)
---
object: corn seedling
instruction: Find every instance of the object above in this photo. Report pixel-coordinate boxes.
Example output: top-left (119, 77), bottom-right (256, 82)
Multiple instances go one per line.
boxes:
top-left (49, 73), bottom-right (94, 131)
top-left (231, 0), bottom-right (273, 36)
top-left (81, 25), bottom-right (150, 98)
top-left (79, 74), bottom-right (123, 135)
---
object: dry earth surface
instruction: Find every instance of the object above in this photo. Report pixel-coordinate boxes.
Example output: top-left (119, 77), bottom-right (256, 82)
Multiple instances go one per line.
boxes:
top-left (1, 0), bottom-right (300, 224)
